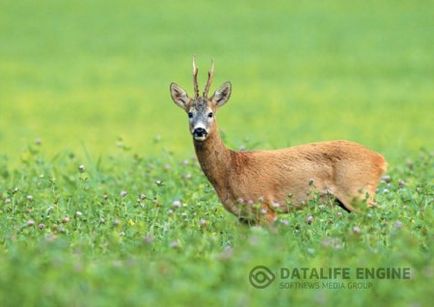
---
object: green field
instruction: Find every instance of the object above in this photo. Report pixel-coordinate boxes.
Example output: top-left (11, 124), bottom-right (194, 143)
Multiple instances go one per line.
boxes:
top-left (0, 0), bottom-right (433, 306)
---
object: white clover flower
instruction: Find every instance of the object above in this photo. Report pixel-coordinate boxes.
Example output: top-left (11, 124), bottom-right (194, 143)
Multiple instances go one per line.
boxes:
top-left (352, 226), bottom-right (361, 234)
top-left (120, 191), bottom-right (128, 198)
top-left (172, 200), bottom-right (182, 209)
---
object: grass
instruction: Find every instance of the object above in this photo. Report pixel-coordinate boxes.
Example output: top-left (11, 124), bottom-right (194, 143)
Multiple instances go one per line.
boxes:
top-left (0, 0), bottom-right (433, 161)
top-left (0, 146), bottom-right (432, 306)
top-left (0, 0), bottom-right (433, 306)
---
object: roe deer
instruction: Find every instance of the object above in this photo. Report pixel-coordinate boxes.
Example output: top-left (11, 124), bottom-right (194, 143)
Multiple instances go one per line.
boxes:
top-left (170, 58), bottom-right (387, 224)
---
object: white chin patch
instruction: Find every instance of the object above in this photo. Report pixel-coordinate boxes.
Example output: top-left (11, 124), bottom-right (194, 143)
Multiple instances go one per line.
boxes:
top-left (193, 135), bottom-right (207, 141)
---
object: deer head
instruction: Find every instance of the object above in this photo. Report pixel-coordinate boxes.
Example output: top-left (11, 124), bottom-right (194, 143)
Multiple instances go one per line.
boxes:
top-left (170, 57), bottom-right (232, 141)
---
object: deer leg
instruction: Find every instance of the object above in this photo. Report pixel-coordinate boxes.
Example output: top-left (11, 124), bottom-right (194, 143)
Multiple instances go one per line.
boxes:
top-left (263, 210), bottom-right (277, 224)
top-left (259, 204), bottom-right (277, 225)
top-left (335, 198), bottom-right (351, 213)
top-left (333, 192), bottom-right (357, 212)
top-left (364, 185), bottom-right (378, 207)
top-left (334, 184), bottom-right (378, 212)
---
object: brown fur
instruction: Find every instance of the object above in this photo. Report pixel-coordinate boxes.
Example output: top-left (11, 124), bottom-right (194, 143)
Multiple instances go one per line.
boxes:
top-left (194, 125), bottom-right (387, 223)
top-left (170, 59), bottom-right (387, 224)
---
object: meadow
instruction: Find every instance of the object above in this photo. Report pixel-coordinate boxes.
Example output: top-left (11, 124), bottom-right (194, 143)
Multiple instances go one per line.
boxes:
top-left (0, 0), bottom-right (433, 306)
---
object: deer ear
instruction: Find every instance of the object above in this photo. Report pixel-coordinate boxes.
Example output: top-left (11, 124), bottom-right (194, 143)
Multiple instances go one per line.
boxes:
top-left (211, 82), bottom-right (231, 107)
top-left (170, 83), bottom-right (190, 110)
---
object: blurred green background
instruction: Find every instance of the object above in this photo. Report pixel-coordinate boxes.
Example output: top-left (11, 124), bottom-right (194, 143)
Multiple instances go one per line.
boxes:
top-left (0, 1), bottom-right (433, 306)
top-left (1, 0), bottom-right (433, 162)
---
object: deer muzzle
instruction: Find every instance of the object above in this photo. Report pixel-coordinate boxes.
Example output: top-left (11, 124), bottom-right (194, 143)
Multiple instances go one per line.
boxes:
top-left (193, 127), bottom-right (208, 141)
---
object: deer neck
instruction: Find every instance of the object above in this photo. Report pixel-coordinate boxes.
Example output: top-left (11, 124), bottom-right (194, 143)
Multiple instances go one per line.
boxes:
top-left (193, 127), bottom-right (231, 189)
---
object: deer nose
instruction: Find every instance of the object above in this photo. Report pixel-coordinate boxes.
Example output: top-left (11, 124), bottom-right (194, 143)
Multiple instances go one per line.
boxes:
top-left (193, 127), bottom-right (207, 137)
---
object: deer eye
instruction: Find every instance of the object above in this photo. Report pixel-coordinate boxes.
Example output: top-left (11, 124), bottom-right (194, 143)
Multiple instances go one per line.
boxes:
top-left (188, 112), bottom-right (193, 118)
top-left (208, 112), bottom-right (213, 118)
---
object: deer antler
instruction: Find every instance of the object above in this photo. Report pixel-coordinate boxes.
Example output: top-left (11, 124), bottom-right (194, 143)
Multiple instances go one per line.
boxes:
top-left (192, 56), bottom-right (199, 98)
top-left (203, 59), bottom-right (214, 98)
